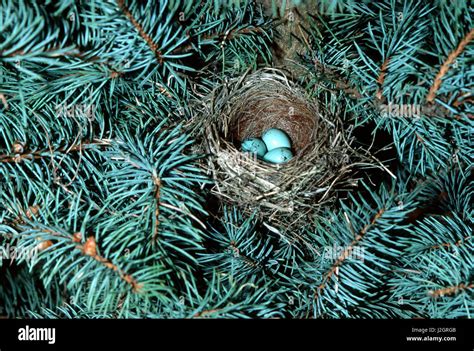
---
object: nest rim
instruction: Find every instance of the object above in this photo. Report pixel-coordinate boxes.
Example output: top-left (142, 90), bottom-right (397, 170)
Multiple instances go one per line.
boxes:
top-left (194, 68), bottom-right (358, 223)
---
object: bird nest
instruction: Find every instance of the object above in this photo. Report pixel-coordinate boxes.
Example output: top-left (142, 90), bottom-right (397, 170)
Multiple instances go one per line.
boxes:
top-left (193, 68), bottom-right (359, 224)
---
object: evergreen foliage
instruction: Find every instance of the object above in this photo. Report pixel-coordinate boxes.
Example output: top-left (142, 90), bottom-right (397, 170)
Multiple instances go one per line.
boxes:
top-left (0, 0), bottom-right (472, 318)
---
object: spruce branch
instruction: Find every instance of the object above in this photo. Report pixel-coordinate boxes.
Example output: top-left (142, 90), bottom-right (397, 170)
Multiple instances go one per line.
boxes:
top-left (173, 26), bottom-right (265, 55)
top-left (428, 283), bottom-right (474, 298)
top-left (426, 27), bottom-right (474, 103)
top-left (77, 235), bottom-right (142, 292)
top-left (431, 235), bottom-right (472, 250)
top-left (15, 221), bottom-right (143, 292)
top-left (0, 93), bottom-right (8, 109)
top-left (1, 0), bottom-right (472, 320)
top-left (314, 208), bottom-right (386, 300)
top-left (375, 58), bottom-right (390, 100)
top-left (0, 139), bottom-right (110, 164)
top-left (151, 175), bottom-right (161, 245)
top-left (116, 0), bottom-right (164, 64)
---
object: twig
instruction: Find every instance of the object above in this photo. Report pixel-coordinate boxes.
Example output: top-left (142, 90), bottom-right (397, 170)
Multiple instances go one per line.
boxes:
top-left (428, 283), bottom-right (473, 298)
top-left (426, 28), bottom-right (474, 103)
top-left (0, 93), bottom-right (8, 110)
top-left (151, 175), bottom-right (161, 245)
top-left (172, 26), bottom-right (263, 54)
top-left (117, 0), bottom-right (164, 63)
top-left (314, 208), bottom-right (385, 300)
top-left (0, 139), bottom-right (109, 163)
top-left (431, 236), bottom-right (471, 250)
top-left (78, 235), bottom-right (142, 292)
top-left (376, 58), bottom-right (390, 100)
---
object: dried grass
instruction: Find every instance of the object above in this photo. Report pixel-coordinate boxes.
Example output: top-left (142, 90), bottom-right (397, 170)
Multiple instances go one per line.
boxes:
top-left (193, 68), bottom-right (361, 225)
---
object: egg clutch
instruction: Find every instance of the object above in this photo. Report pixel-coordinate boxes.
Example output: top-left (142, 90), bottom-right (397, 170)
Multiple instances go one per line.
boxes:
top-left (241, 128), bottom-right (293, 164)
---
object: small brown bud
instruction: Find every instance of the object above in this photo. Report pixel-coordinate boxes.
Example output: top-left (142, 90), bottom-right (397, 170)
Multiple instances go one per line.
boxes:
top-left (38, 240), bottom-right (53, 251)
top-left (26, 205), bottom-right (40, 219)
top-left (83, 236), bottom-right (97, 256)
top-left (12, 141), bottom-right (25, 154)
top-left (72, 232), bottom-right (82, 243)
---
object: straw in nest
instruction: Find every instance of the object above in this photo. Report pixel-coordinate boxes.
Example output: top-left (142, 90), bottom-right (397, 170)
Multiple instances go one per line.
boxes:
top-left (194, 68), bottom-right (360, 225)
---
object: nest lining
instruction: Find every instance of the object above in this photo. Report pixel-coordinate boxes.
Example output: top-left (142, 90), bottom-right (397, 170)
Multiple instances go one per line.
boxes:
top-left (230, 92), bottom-right (317, 155)
top-left (194, 69), bottom-right (358, 224)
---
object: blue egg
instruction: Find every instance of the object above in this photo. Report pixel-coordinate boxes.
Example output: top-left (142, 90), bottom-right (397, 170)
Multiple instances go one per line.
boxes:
top-left (263, 147), bottom-right (293, 164)
top-left (262, 128), bottom-right (291, 151)
top-left (241, 137), bottom-right (267, 157)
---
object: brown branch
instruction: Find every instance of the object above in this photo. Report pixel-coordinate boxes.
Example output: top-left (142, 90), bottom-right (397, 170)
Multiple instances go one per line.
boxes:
top-left (193, 309), bottom-right (220, 318)
top-left (405, 191), bottom-right (448, 224)
top-left (0, 46), bottom-right (79, 58)
top-left (9, 207), bottom-right (142, 291)
top-left (0, 93), bottom-right (9, 110)
top-left (117, 0), bottom-right (163, 64)
top-left (426, 28), bottom-right (474, 103)
top-left (3, 45), bottom-right (125, 79)
top-left (151, 175), bottom-right (161, 245)
top-left (453, 92), bottom-right (473, 108)
top-left (229, 240), bottom-right (259, 268)
top-left (172, 26), bottom-right (263, 54)
top-left (313, 59), bottom-right (363, 99)
top-left (78, 235), bottom-right (143, 292)
top-left (428, 283), bottom-right (473, 298)
top-left (0, 139), bottom-right (109, 163)
top-left (376, 58), bottom-right (390, 100)
top-left (314, 208), bottom-right (385, 299)
top-left (431, 236), bottom-right (471, 250)
top-left (225, 26), bottom-right (264, 41)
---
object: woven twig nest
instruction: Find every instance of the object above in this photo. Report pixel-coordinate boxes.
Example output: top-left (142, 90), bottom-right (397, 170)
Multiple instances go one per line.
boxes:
top-left (194, 68), bottom-right (359, 224)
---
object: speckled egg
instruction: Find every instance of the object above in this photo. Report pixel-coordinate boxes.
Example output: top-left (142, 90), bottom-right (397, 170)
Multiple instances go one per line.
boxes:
top-left (241, 137), bottom-right (267, 158)
top-left (262, 128), bottom-right (292, 151)
top-left (263, 147), bottom-right (293, 164)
